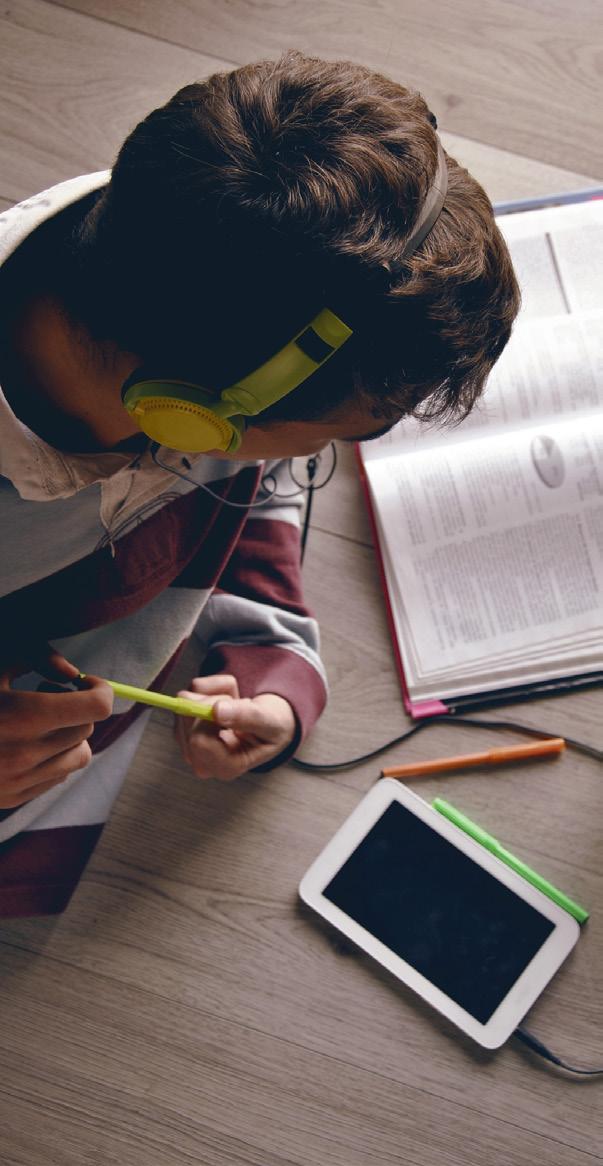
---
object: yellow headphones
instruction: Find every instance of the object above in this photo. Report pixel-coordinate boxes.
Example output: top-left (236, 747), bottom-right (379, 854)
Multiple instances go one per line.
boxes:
top-left (121, 307), bottom-right (353, 453)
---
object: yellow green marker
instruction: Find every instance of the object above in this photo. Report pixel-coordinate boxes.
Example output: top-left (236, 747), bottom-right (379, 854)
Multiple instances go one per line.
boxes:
top-left (79, 674), bottom-right (214, 720)
top-left (433, 798), bottom-right (589, 924)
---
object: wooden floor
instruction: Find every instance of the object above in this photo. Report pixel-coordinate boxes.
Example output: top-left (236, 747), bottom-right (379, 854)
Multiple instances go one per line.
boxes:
top-left (1, 3), bottom-right (602, 1163)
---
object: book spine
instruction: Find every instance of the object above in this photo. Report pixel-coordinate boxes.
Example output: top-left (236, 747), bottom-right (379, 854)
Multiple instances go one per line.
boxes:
top-left (445, 672), bottom-right (603, 714)
top-left (406, 698), bottom-right (450, 719)
top-left (494, 187), bottom-right (603, 216)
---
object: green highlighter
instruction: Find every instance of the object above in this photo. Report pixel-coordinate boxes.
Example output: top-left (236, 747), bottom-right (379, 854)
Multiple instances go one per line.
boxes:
top-left (79, 674), bottom-right (214, 720)
top-left (432, 798), bottom-right (589, 924)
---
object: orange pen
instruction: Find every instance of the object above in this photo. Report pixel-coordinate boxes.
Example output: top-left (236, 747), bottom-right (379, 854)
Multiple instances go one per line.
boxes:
top-left (381, 737), bottom-right (566, 779)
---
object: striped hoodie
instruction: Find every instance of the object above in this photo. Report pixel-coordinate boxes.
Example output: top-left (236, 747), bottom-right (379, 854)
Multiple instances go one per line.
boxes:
top-left (0, 174), bottom-right (328, 917)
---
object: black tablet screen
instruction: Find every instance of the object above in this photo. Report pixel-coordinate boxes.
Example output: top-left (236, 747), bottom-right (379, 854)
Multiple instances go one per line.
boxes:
top-left (323, 803), bottom-right (555, 1023)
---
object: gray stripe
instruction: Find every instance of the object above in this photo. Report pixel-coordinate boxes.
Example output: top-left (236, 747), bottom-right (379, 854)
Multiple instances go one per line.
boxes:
top-left (194, 593), bottom-right (328, 688)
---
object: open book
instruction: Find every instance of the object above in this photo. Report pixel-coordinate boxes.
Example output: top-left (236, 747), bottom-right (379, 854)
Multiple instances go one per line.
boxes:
top-left (358, 192), bottom-right (603, 717)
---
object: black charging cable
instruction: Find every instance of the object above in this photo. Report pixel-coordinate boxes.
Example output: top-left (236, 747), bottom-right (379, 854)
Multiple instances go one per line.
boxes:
top-left (514, 1026), bottom-right (603, 1076)
top-left (300, 453), bottom-right (319, 561)
top-left (290, 712), bottom-right (603, 771)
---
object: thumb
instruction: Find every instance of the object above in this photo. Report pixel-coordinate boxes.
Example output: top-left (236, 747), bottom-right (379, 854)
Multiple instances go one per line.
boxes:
top-left (213, 697), bottom-right (283, 744)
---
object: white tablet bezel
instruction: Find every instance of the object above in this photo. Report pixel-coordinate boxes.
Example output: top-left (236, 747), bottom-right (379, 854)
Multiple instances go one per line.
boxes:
top-left (299, 779), bottom-right (580, 1048)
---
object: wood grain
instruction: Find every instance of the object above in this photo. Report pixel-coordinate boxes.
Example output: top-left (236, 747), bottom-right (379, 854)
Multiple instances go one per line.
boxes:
top-left (0, 953), bottom-right (597, 1166)
top-left (50, 0), bottom-right (603, 176)
top-left (0, 0), bottom-right (234, 204)
top-left (0, 3), bottom-right (602, 1164)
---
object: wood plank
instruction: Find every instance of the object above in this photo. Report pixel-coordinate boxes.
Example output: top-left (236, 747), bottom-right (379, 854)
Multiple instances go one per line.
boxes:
top-left (440, 131), bottom-right (598, 203)
top-left (0, 0), bottom-right (235, 203)
top-left (51, 0), bottom-right (603, 176)
top-left (0, 949), bottom-right (598, 1166)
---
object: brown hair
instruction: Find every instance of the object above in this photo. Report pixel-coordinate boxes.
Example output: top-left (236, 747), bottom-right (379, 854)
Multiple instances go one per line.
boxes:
top-left (70, 51), bottom-right (521, 425)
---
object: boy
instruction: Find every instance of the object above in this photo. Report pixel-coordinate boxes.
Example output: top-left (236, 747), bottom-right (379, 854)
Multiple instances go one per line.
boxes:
top-left (0, 51), bottom-right (520, 915)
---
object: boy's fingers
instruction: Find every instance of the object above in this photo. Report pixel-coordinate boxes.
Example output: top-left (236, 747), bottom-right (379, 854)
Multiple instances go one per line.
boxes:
top-left (215, 747), bottom-right (274, 781)
top-left (177, 689), bottom-right (221, 712)
top-left (0, 723), bottom-right (95, 775)
top-left (213, 697), bottom-right (283, 743)
top-left (29, 645), bottom-right (81, 684)
top-left (0, 679), bottom-right (113, 733)
top-left (217, 727), bottom-right (253, 750)
top-left (189, 675), bottom-right (240, 699)
top-left (186, 731), bottom-right (275, 781)
top-left (33, 681), bottom-right (114, 729)
top-left (9, 741), bottom-right (93, 801)
top-left (0, 642), bottom-right (81, 686)
top-left (173, 689), bottom-right (295, 781)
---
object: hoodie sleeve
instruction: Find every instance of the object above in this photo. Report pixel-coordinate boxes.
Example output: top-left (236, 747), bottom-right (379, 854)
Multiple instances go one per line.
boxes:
top-left (192, 459), bottom-right (328, 765)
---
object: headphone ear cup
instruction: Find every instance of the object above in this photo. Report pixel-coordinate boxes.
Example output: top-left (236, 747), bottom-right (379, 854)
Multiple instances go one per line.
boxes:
top-left (122, 376), bottom-right (242, 452)
top-left (126, 396), bottom-right (240, 452)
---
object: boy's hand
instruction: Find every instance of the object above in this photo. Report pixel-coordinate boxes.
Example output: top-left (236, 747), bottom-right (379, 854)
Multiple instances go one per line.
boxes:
top-left (174, 674), bottom-right (296, 781)
top-left (0, 646), bottom-right (113, 809)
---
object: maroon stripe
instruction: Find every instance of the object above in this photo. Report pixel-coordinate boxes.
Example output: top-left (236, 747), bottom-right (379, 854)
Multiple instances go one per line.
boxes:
top-left (0, 824), bottom-right (104, 917)
top-left (213, 517), bottom-right (311, 617)
top-left (0, 466), bottom-right (260, 667)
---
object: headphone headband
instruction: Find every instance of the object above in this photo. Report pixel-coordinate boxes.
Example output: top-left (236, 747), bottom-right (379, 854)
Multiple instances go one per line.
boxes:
top-left (386, 139), bottom-right (448, 275)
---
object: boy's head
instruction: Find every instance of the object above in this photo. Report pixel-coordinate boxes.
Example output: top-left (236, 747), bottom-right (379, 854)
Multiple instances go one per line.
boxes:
top-left (67, 51), bottom-right (521, 437)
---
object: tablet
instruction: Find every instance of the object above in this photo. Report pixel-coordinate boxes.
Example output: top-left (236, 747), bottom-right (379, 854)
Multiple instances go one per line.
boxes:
top-left (299, 780), bottom-right (580, 1048)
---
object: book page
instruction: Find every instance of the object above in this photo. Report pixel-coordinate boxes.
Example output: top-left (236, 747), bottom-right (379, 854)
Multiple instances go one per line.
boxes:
top-left (501, 231), bottom-right (568, 320)
top-left (360, 197), bottom-right (603, 463)
top-left (365, 413), bottom-right (603, 682)
top-left (451, 311), bottom-right (603, 437)
top-left (551, 222), bottom-right (603, 313)
top-left (499, 197), bottom-right (603, 318)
